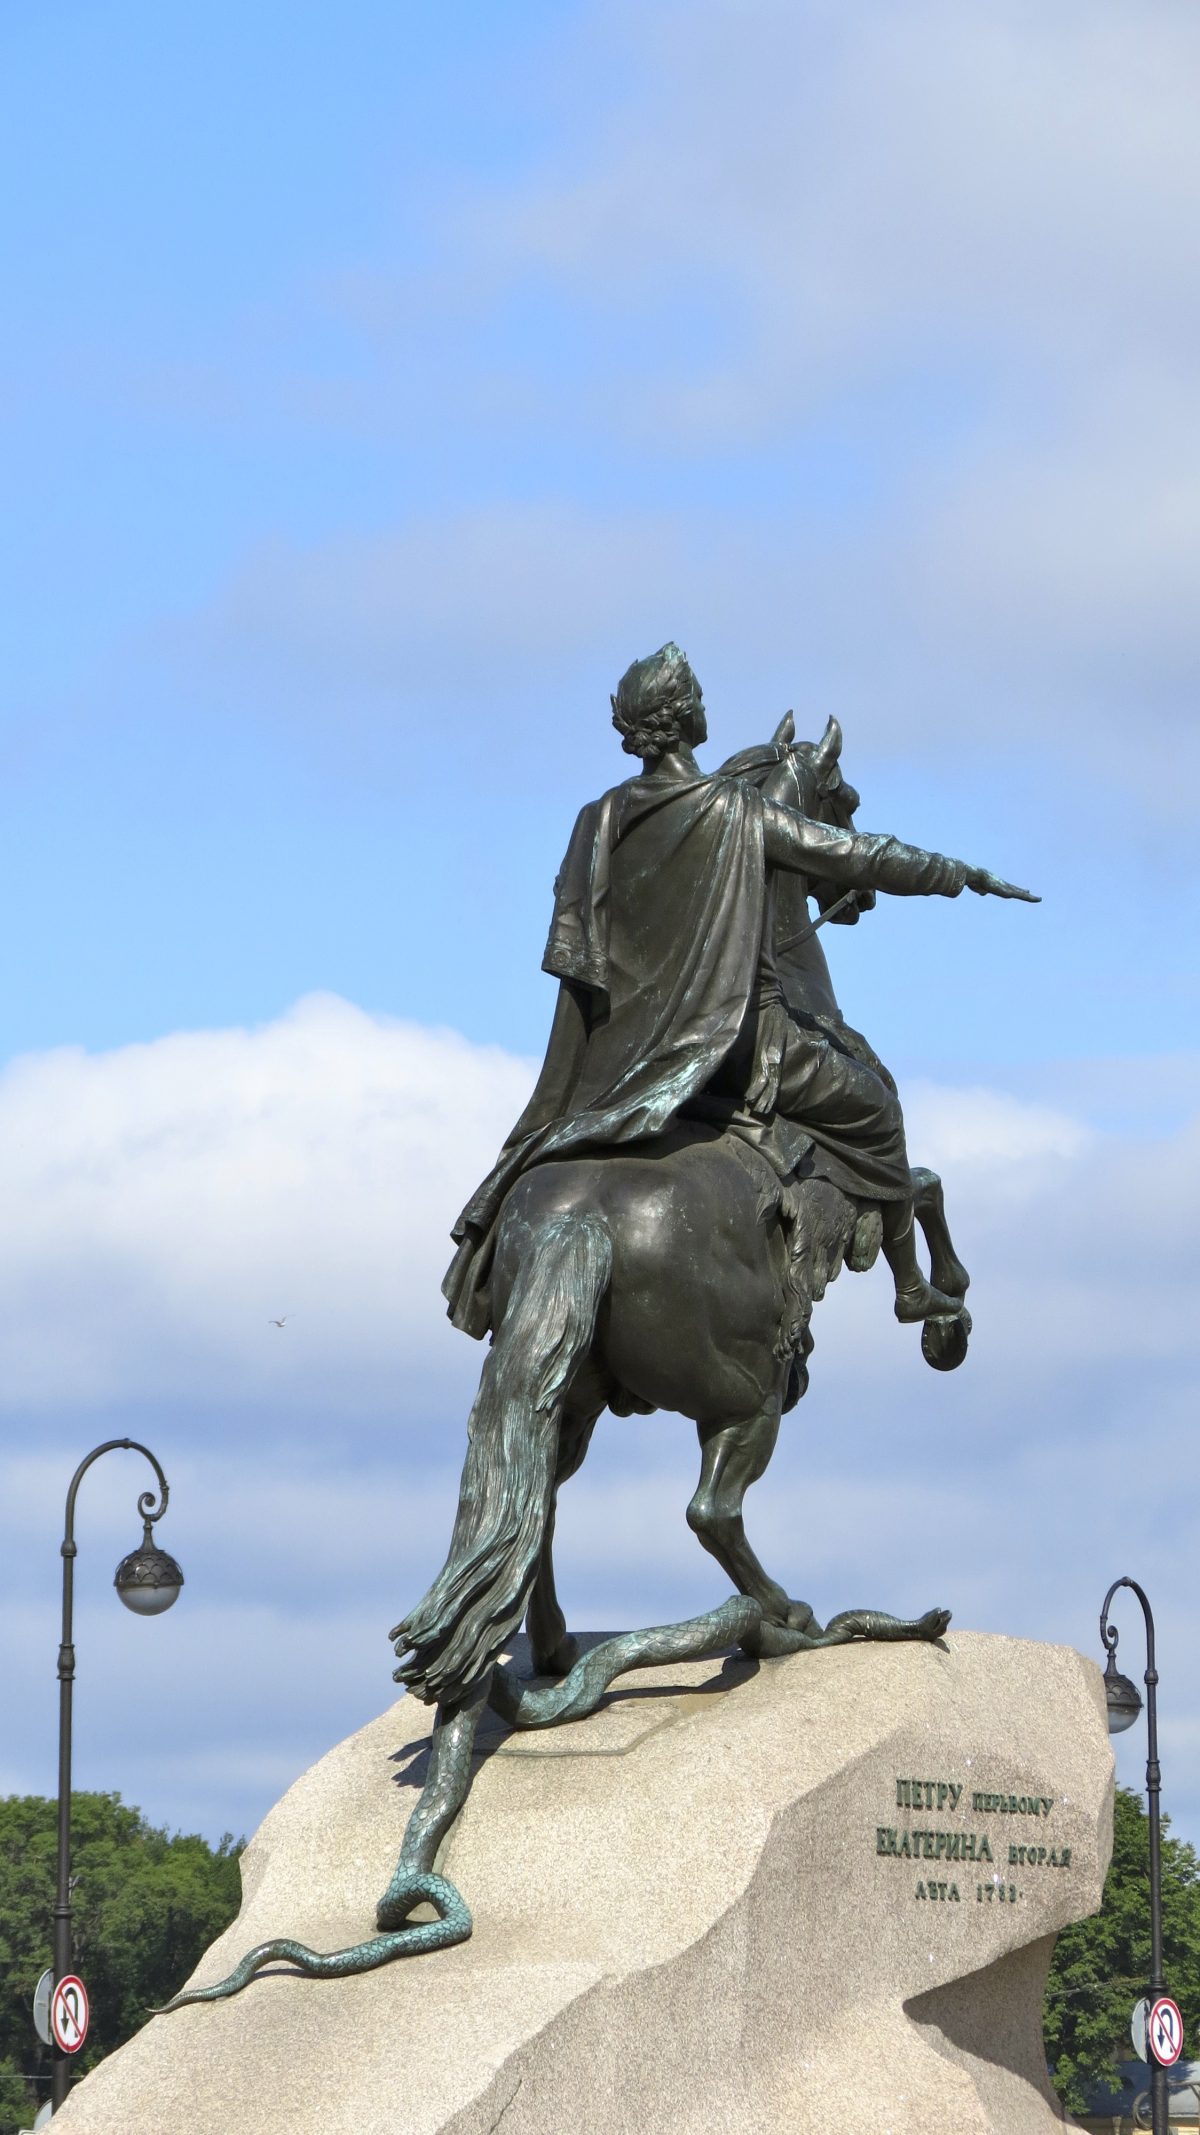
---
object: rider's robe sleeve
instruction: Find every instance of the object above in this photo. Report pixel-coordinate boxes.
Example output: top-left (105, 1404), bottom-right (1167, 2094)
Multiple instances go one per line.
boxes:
top-left (760, 805), bottom-right (968, 897)
top-left (443, 774), bottom-right (770, 1336)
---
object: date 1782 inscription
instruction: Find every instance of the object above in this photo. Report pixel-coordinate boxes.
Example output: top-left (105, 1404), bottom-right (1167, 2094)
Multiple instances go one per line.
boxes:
top-left (876, 1774), bottom-right (1075, 1908)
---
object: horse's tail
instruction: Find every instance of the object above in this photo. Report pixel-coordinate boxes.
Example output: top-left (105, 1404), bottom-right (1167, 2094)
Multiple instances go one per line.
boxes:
top-left (392, 1211), bottom-right (612, 1709)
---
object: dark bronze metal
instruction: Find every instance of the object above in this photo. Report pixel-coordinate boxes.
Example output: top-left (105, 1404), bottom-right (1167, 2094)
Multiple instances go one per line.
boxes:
top-left (419, 650), bottom-right (1035, 1707)
top-left (1101, 1576), bottom-right (1168, 2135)
top-left (808, 885), bottom-right (860, 930)
top-left (157, 1593), bottom-right (953, 2011)
top-left (159, 648), bottom-right (1041, 2013)
top-left (52, 1440), bottom-right (178, 2113)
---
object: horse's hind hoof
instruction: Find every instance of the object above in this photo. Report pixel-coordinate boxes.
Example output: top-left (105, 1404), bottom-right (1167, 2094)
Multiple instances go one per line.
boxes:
top-left (921, 1310), bottom-right (971, 1373)
top-left (529, 1633), bottom-right (579, 1678)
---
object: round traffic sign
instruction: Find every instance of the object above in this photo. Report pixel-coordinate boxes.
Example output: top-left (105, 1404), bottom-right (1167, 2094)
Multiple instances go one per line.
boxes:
top-left (50, 1974), bottom-right (89, 2054)
top-left (1148, 1995), bottom-right (1184, 2069)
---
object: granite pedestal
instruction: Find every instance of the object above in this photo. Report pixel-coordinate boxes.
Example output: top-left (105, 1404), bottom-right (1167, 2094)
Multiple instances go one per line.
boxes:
top-left (54, 1629), bottom-right (1112, 2135)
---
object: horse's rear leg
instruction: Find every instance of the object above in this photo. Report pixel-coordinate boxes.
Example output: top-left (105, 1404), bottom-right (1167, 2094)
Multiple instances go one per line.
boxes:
top-left (687, 1402), bottom-right (818, 1635)
top-left (526, 1402), bottom-right (600, 1677)
top-left (911, 1166), bottom-right (970, 1299)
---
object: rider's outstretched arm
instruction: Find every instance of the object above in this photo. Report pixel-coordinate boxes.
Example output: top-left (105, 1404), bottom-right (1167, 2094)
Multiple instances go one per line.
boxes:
top-left (760, 800), bottom-right (1038, 903)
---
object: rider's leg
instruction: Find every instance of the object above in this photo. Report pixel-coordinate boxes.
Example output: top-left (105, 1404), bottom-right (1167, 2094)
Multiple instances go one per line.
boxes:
top-left (525, 1402), bottom-right (600, 1676)
top-left (772, 1027), bottom-right (965, 1324)
top-left (687, 1399), bottom-right (819, 1633)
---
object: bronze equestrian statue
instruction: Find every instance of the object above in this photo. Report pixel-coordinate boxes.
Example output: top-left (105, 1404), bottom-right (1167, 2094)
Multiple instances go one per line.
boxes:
top-left (159, 642), bottom-right (1036, 2010)
top-left (401, 642), bottom-right (1034, 1707)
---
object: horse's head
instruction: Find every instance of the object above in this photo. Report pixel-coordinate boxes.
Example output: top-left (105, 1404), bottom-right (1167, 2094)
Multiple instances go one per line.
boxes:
top-left (719, 711), bottom-right (858, 826)
top-left (784, 717), bottom-right (872, 925)
top-left (716, 710), bottom-right (871, 928)
top-left (789, 717), bottom-right (861, 830)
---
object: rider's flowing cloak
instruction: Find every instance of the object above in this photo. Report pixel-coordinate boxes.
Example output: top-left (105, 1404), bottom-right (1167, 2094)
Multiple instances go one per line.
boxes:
top-left (443, 773), bottom-right (770, 1336)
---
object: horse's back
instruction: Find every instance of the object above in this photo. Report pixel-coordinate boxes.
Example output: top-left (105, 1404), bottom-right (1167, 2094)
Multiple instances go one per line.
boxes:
top-left (494, 1129), bottom-right (788, 1425)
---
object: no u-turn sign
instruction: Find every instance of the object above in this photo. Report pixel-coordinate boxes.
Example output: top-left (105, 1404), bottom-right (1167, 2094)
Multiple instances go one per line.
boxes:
top-left (1148, 1995), bottom-right (1184, 2069)
top-left (50, 1975), bottom-right (89, 2055)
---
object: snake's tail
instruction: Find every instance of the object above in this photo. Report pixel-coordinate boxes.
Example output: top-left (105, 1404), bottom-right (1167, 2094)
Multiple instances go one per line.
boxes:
top-left (817, 1605), bottom-right (951, 1645)
top-left (152, 1872), bottom-right (472, 2013)
top-left (746, 1603), bottom-right (951, 1656)
top-left (152, 1940), bottom-right (320, 2012)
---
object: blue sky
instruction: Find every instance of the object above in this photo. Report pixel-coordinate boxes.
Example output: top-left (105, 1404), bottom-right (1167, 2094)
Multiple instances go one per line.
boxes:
top-left (2, 0), bottom-right (1199, 1873)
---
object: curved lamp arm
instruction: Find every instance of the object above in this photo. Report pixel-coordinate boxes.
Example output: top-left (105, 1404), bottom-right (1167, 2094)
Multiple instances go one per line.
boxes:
top-left (1100, 1574), bottom-right (1156, 1684)
top-left (62, 1437), bottom-right (169, 1555)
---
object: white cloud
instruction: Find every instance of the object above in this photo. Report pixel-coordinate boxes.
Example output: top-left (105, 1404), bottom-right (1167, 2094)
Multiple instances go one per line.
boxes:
top-left (903, 1082), bottom-right (1092, 1176)
top-left (0, 993), bottom-right (535, 1413)
top-left (199, 504), bottom-right (702, 714)
top-left (485, 0), bottom-right (1200, 765)
top-left (190, 0), bottom-right (1198, 785)
top-left (0, 999), bottom-right (1133, 1428)
top-left (475, 0), bottom-right (1200, 427)
top-left (25, 0), bottom-right (1194, 803)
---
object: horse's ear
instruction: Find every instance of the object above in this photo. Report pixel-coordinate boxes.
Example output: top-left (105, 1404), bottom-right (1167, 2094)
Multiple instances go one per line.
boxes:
top-left (771, 710), bottom-right (795, 749)
top-left (809, 715), bottom-right (842, 784)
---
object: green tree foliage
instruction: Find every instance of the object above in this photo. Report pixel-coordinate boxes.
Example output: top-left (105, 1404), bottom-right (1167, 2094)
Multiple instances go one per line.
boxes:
top-left (1045, 1785), bottom-right (1200, 2118)
top-left (0, 1792), bottom-right (242, 2130)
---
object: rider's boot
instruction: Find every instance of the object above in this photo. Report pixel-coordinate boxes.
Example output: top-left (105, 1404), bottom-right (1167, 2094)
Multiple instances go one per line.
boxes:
top-left (882, 1200), bottom-right (967, 1323)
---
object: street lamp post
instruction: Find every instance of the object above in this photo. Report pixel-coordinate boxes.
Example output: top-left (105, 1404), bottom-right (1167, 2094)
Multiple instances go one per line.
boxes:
top-left (1100, 1575), bottom-right (1168, 2135)
top-left (51, 1440), bottom-right (183, 2116)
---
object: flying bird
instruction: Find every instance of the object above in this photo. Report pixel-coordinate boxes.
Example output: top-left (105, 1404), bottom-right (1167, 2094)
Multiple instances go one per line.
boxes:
top-left (268, 1316), bottom-right (288, 1328)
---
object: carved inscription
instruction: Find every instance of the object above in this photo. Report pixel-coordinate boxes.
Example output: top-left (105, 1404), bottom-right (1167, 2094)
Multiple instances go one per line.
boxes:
top-left (876, 1774), bottom-right (1075, 1909)
top-left (876, 1826), bottom-right (993, 1862)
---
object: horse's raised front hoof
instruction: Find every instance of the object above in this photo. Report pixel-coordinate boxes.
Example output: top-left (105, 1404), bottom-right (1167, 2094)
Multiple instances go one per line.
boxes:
top-left (921, 1311), bottom-right (972, 1373)
top-left (529, 1633), bottom-right (580, 1678)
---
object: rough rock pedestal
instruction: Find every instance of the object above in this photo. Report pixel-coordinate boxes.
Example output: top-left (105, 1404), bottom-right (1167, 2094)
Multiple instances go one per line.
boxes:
top-left (55, 1629), bottom-right (1112, 2135)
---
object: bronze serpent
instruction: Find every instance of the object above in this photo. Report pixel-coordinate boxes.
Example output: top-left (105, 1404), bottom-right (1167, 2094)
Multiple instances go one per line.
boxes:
top-left (156, 1593), bottom-right (947, 2012)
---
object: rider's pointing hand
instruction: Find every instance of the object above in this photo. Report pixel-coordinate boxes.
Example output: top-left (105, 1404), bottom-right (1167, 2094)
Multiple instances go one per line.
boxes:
top-left (962, 865), bottom-right (1040, 902)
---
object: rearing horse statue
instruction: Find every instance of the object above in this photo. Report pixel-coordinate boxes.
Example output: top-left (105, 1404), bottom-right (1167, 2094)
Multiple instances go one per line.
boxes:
top-left (159, 644), bottom-right (1037, 2012)
top-left (395, 654), bottom-right (1035, 1711)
